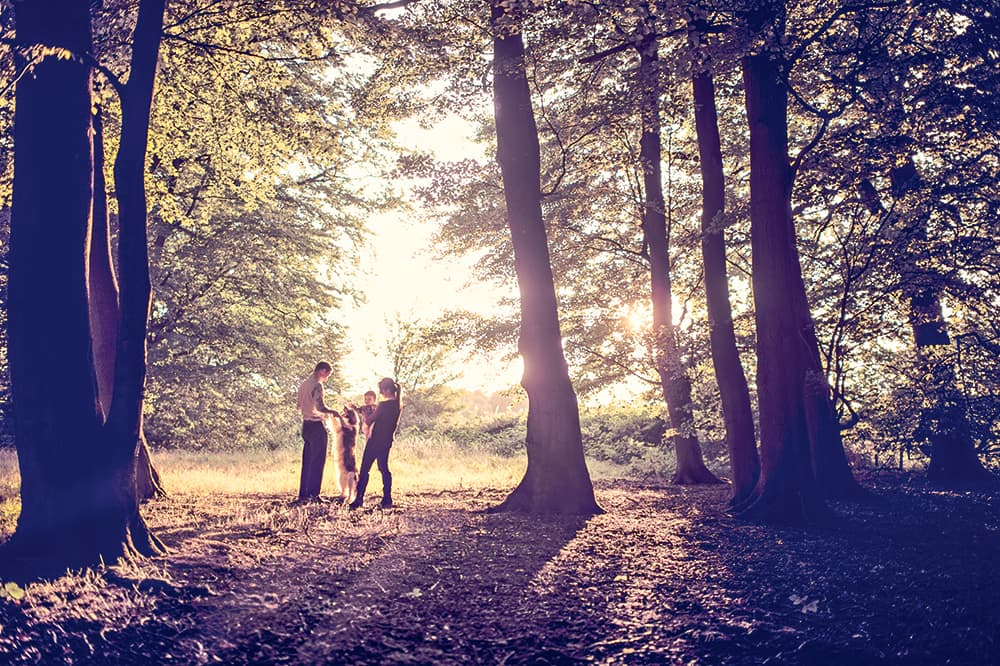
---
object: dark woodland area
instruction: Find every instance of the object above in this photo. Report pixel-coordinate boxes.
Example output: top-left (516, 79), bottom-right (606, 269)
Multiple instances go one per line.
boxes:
top-left (0, 0), bottom-right (997, 663)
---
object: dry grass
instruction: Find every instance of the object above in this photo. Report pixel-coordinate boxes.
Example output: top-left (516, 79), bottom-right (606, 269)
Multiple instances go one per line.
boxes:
top-left (0, 435), bottom-right (634, 543)
top-left (0, 449), bottom-right (19, 538)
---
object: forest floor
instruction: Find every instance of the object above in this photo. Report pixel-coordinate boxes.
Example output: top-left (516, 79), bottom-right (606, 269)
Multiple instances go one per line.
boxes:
top-left (0, 471), bottom-right (997, 665)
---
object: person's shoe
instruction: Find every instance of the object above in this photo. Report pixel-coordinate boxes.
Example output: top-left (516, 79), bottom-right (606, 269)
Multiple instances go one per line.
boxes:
top-left (348, 499), bottom-right (363, 510)
top-left (289, 497), bottom-right (308, 507)
top-left (380, 499), bottom-right (394, 509)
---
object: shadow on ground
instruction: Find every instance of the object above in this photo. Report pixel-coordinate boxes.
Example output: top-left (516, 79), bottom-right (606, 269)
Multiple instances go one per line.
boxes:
top-left (1, 476), bottom-right (997, 665)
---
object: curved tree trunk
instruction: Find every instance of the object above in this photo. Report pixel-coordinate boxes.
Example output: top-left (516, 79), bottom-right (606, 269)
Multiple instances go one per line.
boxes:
top-left (735, 44), bottom-right (861, 522)
top-left (91, 108), bottom-right (166, 503)
top-left (89, 108), bottom-right (119, 421)
top-left (487, 1), bottom-right (600, 515)
top-left (637, 29), bottom-right (719, 485)
top-left (4, 0), bottom-right (144, 574)
top-left (689, 19), bottom-right (759, 504)
top-left (135, 429), bottom-right (166, 500)
top-left (104, 0), bottom-right (168, 553)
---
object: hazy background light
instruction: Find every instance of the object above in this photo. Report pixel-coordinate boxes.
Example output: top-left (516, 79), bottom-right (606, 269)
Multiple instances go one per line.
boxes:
top-left (337, 113), bottom-right (521, 396)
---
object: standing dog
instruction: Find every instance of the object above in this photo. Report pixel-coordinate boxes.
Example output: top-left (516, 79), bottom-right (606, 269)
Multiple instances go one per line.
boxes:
top-left (327, 407), bottom-right (359, 504)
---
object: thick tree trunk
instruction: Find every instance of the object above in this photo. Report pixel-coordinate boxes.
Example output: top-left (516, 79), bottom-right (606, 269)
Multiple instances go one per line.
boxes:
top-left (689, 23), bottom-right (759, 504)
top-left (488, 1), bottom-right (600, 515)
top-left (4, 0), bottom-right (142, 573)
top-left (735, 50), bottom-right (860, 522)
top-left (637, 34), bottom-right (720, 485)
top-left (859, 175), bottom-right (995, 488)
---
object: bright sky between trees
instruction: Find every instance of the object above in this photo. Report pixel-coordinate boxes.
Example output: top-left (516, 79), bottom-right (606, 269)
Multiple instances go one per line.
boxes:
top-left (338, 114), bottom-right (521, 396)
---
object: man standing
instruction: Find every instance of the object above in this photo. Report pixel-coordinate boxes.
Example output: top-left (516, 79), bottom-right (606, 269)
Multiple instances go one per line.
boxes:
top-left (295, 361), bottom-right (339, 504)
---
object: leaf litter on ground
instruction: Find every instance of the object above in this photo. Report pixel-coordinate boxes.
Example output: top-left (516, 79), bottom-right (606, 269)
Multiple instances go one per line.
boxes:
top-left (0, 472), bottom-right (997, 664)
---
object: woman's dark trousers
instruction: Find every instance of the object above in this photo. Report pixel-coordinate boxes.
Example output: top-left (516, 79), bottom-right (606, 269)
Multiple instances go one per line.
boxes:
top-left (353, 442), bottom-right (391, 507)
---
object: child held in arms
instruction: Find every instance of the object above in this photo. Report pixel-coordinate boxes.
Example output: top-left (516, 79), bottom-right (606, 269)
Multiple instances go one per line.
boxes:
top-left (354, 390), bottom-right (378, 441)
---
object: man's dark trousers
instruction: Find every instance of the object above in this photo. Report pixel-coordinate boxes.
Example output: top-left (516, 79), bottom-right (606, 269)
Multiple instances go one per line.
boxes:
top-left (299, 420), bottom-right (327, 499)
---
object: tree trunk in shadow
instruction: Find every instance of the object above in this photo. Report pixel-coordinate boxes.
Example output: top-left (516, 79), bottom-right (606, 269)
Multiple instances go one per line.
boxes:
top-left (688, 17), bottom-right (759, 504)
top-left (104, 0), bottom-right (168, 550)
top-left (91, 107), bottom-right (165, 503)
top-left (487, 1), bottom-right (600, 515)
top-left (135, 430), bottom-right (166, 500)
top-left (859, 173), bottom-right (995, 489)
top-left (734, 44), bottom-right (861, 523)
top-left (3, 0), bottom-right (154, 577)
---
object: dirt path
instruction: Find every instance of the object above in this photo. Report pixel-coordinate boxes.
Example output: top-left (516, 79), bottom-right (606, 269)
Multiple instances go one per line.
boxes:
top-left (2, 477), bottom-right (998, 664)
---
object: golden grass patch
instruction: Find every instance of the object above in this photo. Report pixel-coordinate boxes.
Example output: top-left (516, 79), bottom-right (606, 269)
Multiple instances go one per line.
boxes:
top-left (0, 434), bottom-right (635, 543)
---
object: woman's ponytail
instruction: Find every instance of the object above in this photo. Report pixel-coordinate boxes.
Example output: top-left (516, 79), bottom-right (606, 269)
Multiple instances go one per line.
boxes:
top-left (394, 381), bottom-right (401, 401)
top-left (378, 376), bottom-right (400, 401)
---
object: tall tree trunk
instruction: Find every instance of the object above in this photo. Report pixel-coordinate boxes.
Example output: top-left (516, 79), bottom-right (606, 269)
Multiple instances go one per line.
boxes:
top-left (688, 18), bottom-right (759, 504)
top-left (736, 43), bottom-right (861, 521)
top-left (487, 1), bottom-right (600, 515)
top-left (637, 29), bottom-right (720, 485)
top-left (104, 0), bottom-right (168, 553)
top-left (90, 108), bottom-right (165, 502)
top-left (859, 174), bottom-right (995, 488)
top-left (4, 0), bottom-right (139, 573)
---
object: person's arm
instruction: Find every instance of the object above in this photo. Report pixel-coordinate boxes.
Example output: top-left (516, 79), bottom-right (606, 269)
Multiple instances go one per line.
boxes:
top-left (312, 383), bottom-right (338, 416)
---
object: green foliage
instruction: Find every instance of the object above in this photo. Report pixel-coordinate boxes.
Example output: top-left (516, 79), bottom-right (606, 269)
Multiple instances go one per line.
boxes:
top-left (0, 581), bottom-right (24, 601)
top-left (436, 415), bottom-right (527, 457)
top-left (427, 401), bottom-right (670, 466)
top-left (0, 0), bottom-right (996, 470)
top-left (396, 0), bottom-right (1000, 472)
top-left (579, 405), bottom-right (666, 465)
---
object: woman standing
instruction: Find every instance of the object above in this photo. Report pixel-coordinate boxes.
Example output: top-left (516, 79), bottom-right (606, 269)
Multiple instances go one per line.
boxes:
top-left (349, 377), bottom-right (401, 509)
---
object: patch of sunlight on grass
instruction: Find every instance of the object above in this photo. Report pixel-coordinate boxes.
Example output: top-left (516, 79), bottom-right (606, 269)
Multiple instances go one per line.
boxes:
top-left (154, 448), bottom-right (302, 496)
top-left (0, 448), bottom-right (20, 539)
top-left (0, 432), bottom-right (637, 534)
top-left (153, 438), bottom-right (529, 498)
top-left (390, 434), bottom-right (527, 493)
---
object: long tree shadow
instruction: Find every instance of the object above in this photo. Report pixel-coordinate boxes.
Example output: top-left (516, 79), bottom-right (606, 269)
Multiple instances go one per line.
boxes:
top-left (59, 488), bottom-right (602, 664)
top-left (567, 478), bottom-right (1000, 665)
top-left (207, 497), bottom-right (601, 664)
top-left (3, 479), bottom-right (994, 664)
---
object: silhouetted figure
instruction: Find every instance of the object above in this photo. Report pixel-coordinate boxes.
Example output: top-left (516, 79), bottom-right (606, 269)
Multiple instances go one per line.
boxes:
top-left (294, 361), bottom-right (339, 504)
top-left (349, 377), bottom-right (401, 509)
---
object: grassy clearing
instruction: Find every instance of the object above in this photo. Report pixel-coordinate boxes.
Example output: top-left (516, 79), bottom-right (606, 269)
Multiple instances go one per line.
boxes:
top-left (0, 434), bottom-right (641, 542)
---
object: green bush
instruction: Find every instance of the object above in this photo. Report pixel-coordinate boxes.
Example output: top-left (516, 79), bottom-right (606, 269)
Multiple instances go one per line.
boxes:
top-left (432, 415), bottom-right (527, 457)
top-left (419, 404), bottom-right (668, 465)
top-left (579, 405), bottom-right (666, 464)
